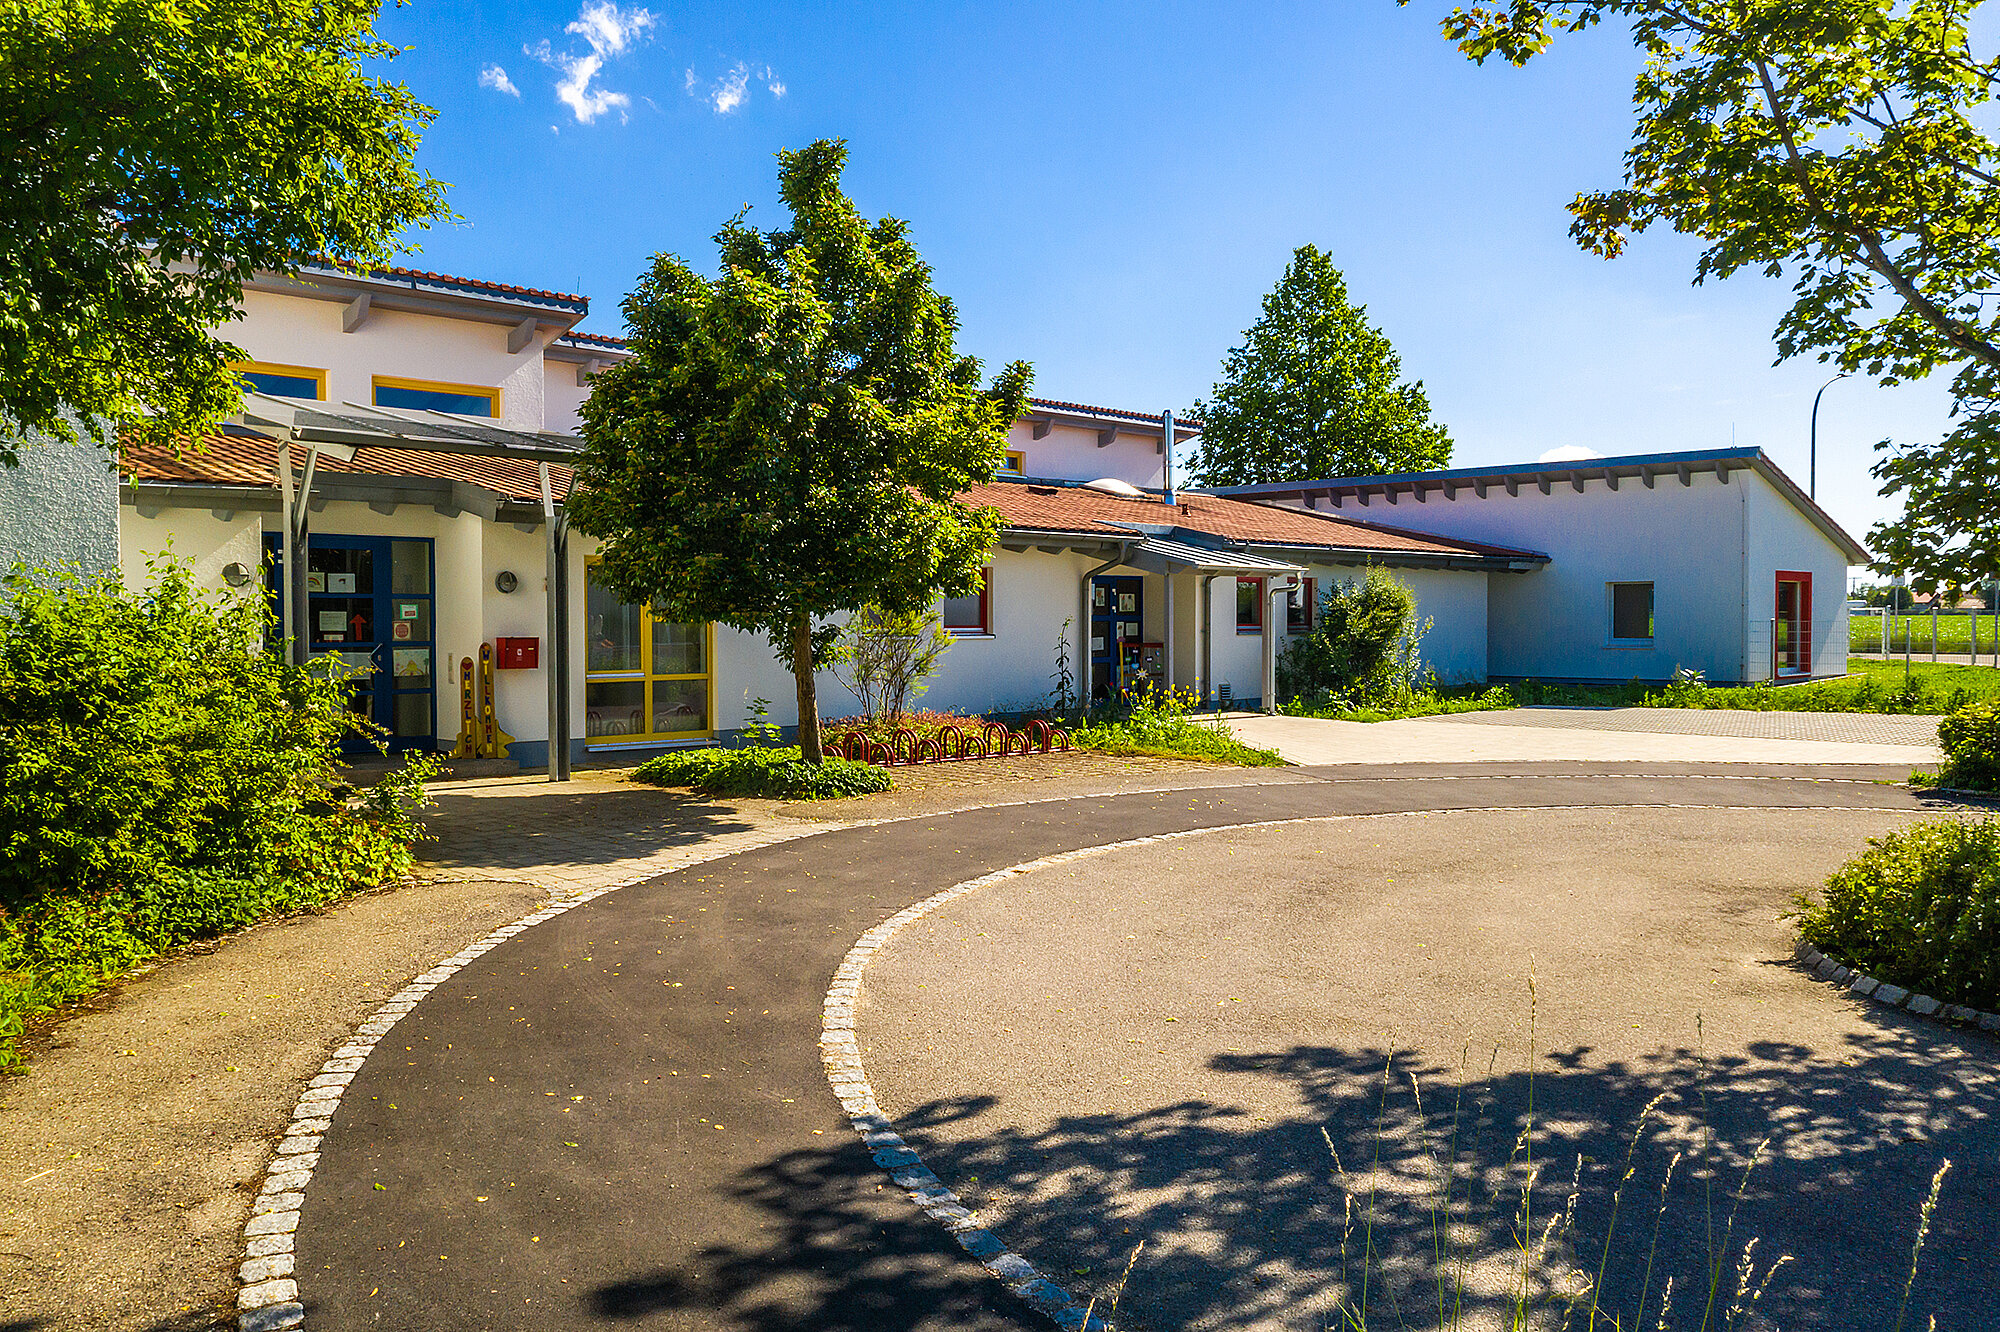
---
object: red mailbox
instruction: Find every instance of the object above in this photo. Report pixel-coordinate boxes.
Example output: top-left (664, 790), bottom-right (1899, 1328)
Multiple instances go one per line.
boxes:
top-left (494, 636), bottom-right (539, 669)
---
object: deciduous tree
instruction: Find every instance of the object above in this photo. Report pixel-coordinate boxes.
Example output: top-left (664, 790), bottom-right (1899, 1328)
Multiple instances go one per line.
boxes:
top-left (1189, 245), bottom-right (1451, 486)
top-left (0, 0), bottom-right (449, 465)
top-left (1425, 0), bottom-right (2000, 590)
top-left (570, 140), bottom-right (1031, 762)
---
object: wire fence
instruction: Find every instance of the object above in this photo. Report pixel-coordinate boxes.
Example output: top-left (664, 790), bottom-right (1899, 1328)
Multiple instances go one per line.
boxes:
top-left (1849, 608), bottom-right (2000, 663)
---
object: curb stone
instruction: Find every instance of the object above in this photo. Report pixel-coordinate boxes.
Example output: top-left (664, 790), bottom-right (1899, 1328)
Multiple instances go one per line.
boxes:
top-left (1794, 940), bottom-right (2000, 1033)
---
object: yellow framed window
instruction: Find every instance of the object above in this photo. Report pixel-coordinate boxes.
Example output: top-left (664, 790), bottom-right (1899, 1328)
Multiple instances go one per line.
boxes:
top-left (1000, 450), bottom-right (1026, 475)
top-left (234, 361), bottom-right (327, 400)
top-left (372, 375), bottom-right (500, 418)
top-left (583, 564), bottom-right (712, 744)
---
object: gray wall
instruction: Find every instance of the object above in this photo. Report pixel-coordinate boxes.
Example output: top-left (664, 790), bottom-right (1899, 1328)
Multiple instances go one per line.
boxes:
top-left (1, 433), bottom-right (120, 574)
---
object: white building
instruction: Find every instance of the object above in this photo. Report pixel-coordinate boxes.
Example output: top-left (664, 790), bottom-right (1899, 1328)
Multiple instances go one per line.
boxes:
top-left (111, 261), bottom-right (1541, 766)
top-left (80, 259), bottom-right (1864, 769)
top-left (1206, 450), bottom-right (1867, 685)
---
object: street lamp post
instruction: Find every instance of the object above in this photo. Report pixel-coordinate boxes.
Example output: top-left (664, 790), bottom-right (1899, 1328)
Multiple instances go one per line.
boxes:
top-left (1810, 371), bottom-right (1850, 500)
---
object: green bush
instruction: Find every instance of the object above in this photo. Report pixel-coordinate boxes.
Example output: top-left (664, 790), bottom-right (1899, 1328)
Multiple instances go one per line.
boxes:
top-left (1793, 817), bottom-right (2000, 1010)
top-left (0, 562), bottom-right (431, 1068)
top-left (1276, 567), bottom-right (1432, 710)
top-left (631, 746), bottom-right (892, 799)
top-left (1071, 688), bottom-right (1285, 766)
top-left (1935, 702), bottom-right (2000, 791)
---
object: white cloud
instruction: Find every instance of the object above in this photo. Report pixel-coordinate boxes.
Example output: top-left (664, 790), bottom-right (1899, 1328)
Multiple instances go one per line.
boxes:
top-left (478, 63), bottom-right (520, 97)
top-left (1537, 445), bottom-right (1605, 463)
top-left (567, 2), bottom-right (654, 57)
top-left (529, 3), bottom-right (655, 125)
top-left (686, 61), bottom-right (784, 114)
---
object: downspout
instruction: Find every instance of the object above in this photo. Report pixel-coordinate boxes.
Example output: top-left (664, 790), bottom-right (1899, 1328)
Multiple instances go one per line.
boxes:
top-left (1264, 578), bottom-right (1291, 713)
top-left (1079, 543), bottom-right (1132, 708)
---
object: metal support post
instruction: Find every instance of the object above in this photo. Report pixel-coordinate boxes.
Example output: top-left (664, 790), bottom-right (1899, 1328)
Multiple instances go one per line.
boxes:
top-left (540, 463), bottom-right (571, 782)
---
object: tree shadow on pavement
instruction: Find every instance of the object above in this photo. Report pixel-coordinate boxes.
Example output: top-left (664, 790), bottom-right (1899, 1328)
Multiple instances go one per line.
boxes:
top-left (861, 1010), bottom-right (1997, 1332)
top-left (418, 783), bottom-right (765, 874)
top-left (586, 1097), bottom-right (1046, 1332)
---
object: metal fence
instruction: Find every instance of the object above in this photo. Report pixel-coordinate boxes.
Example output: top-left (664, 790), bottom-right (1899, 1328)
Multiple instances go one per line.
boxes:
top-left (1848, 607), bottom-right (2000, 664)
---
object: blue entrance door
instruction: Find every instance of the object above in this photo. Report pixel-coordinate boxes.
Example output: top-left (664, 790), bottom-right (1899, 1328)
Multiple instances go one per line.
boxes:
top-left (1089, 575), bottom-right (1144, 702)
top-left (267, 534), bottom-right (438, 753)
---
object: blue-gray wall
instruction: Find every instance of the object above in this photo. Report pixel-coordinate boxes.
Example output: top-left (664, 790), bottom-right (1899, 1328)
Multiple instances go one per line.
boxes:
top-left (0, 433), bottom-right (120, 574)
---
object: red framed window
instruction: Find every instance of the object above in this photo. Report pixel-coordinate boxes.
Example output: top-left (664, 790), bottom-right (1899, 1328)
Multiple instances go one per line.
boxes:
top-left (943, 568), bottom-right (992, 635)
top-left (1286, 578), bottom-right (1314, 633)
top-left (1236, 577), bottom-right (1264, 632)
top-left (1775, 571), bottom-right (1812, 674)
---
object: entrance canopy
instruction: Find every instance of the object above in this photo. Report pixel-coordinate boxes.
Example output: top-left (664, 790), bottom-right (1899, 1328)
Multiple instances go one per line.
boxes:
top-left (1117, 533), bottom-right (1304, 578)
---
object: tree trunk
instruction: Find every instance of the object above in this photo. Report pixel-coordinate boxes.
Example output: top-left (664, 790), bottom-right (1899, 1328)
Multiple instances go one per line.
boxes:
top-left (791, 612), bottom-right (823, 764)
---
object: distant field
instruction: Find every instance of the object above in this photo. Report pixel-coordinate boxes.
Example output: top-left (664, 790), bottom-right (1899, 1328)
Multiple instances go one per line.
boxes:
top-left (1499, 657), bottom-right (2000, 714)
top-left (1848, 612), bottom-right (1999, 655)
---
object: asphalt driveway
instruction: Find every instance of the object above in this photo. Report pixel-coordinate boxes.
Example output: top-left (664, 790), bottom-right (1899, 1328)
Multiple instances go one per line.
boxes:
top-left (289, 765), bottom-right (1986, 1331)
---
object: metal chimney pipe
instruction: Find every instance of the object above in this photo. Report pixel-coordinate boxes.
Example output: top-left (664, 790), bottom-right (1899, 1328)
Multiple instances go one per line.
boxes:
top-left (1162, 409), bottom-right (1176, 506)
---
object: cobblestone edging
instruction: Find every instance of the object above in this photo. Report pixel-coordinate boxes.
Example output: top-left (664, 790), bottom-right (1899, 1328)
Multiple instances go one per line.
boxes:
top-left (1794, 940), bottom-right (2000, 1034)
top-left (231, 824), bottom-right (826, 1332)
top-left (816, 800), bottom-right (1899, 1332)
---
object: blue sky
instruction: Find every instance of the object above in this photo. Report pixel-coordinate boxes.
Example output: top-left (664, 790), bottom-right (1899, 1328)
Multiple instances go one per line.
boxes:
top-left (373, 0), bottom-right (1951, 562)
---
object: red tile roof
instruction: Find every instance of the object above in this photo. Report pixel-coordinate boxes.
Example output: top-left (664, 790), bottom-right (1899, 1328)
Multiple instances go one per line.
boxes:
top-left (125, 442), bottom-right (1529, 561)
top-left (965, 481), bottom-right (1540, 559)
top-left (124, 433), bottom-right (572, 505)
top-left (554, 330), bottom-right (632, 348)
top-left (301, 260), bottom-right (588, 309)
top-left (1026, 398), bottom-right (1198, 429)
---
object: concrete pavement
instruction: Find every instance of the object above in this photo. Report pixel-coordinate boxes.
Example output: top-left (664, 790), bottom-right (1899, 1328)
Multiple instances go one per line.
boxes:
top-left (1226, 706), bottom-right (1941, 767)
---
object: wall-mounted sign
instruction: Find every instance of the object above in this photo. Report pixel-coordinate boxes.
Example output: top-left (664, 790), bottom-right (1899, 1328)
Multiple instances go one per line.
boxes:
top-left (317, 610), bottom-right (346, 632)
top-left (392, 621), bottom-right (411, 640)
top-left (398, 602), bottom-right (419, 619)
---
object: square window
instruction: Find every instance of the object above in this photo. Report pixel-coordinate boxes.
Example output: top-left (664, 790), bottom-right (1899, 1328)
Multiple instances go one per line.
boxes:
top-left (1611, 582), bottom-right (1655, 641)
top-left (1000, 451), bottom-right (1026, 475)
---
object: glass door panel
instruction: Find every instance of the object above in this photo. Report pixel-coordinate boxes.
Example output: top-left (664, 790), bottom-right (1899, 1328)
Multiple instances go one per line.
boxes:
top-left (268, 533), bottom-right (436, 752)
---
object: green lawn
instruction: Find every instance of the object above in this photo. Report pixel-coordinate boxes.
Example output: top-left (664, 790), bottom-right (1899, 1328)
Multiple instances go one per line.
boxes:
top-left (1307, 658), bottom-right (2000, 721)
top-left (1514, 658), bottom-right (2000, 714)
top-left (1848, 613), bottom-right (1999, 656)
